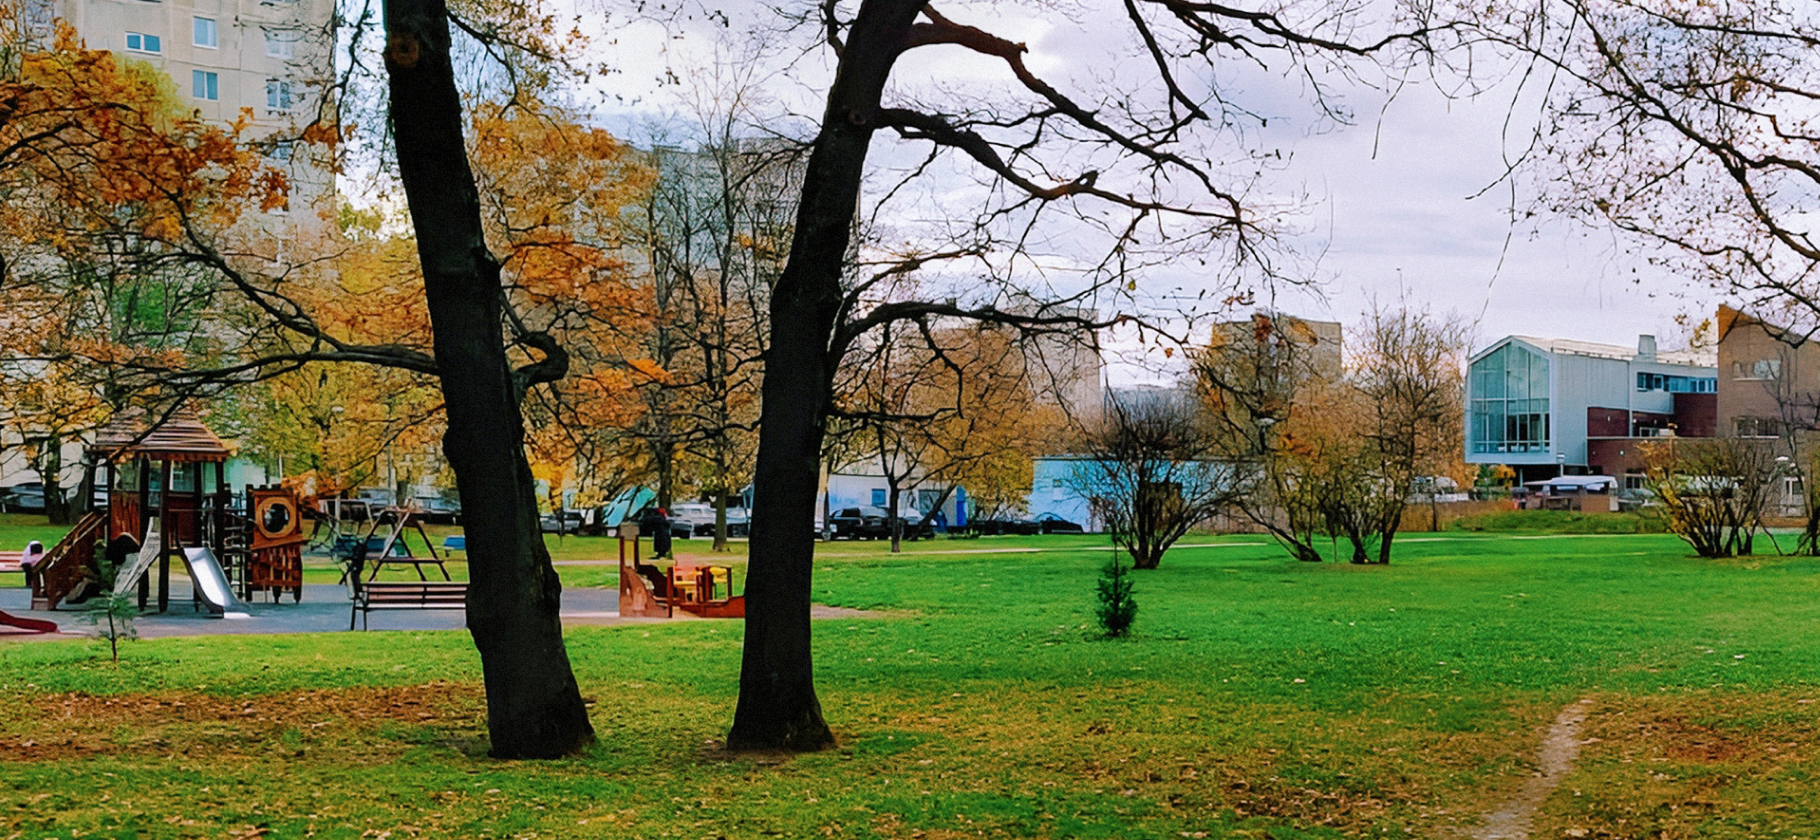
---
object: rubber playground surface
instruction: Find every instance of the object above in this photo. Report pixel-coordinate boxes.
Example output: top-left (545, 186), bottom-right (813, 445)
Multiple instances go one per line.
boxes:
top-left (0, 581), bottom-right (628, 639)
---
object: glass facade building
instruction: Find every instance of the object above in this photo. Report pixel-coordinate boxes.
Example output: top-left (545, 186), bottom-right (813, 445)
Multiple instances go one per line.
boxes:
top-left (1470, 343), bottom-right (1550, 454)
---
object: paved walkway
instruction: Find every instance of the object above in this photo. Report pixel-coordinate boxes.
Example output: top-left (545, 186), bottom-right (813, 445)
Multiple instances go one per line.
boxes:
top-left (0, 582), bottom-right (631, 639)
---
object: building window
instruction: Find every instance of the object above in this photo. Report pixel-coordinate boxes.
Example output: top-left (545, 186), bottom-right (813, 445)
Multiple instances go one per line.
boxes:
top-left (1636, 372), bottom-right (1716, 393)
top-left (124, 32), bottom-right (161, 53)
top-left (193, 16), bottom-right (216, 48)
top-left (264, 29), bottom-right (297, 57)
top-left (870, 489), bottom-right (886, 506)
top-left (1733, 359), bottom-right (1782, 380)
top-left (266, 79), bottom-right (294, 111)
top-left (1469, 343), bottom-right (1551, 454)
top-left (191, 70), bottom-right (218, 101)
top-left (1735, 417), bottom-right (1779, 438)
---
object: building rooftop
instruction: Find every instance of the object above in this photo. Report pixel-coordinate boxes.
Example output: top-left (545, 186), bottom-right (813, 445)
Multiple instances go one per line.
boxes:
top-left (1504, 336), bottom-right (1716, 368)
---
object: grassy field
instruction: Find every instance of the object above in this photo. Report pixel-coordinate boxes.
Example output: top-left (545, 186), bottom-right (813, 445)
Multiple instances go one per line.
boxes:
top-left (3, 523), bottom-right (1820, 838)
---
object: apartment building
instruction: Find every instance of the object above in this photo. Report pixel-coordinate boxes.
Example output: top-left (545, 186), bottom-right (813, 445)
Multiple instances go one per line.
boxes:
top-left (0, 0), bottom-right (334, 490)
top-left (28, 0), bottom-right (336, 220)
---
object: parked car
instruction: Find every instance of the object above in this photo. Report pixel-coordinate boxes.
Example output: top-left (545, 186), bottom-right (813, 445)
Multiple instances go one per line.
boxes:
top-left (970, 512), bottom-right (1083, 535)
top-left (412, 495), bottom-right (462, 524)
top-left (968, 515), bottom-right (1035, 536)
top-left (1030, 512), bottom-right (1084, 534)
top-left (828, 506), bottom-right (887, 539)
top-left (2, 483), bottom-right (48, 513)
top-left (670, 503), bottom-right (750, 537)
top-left (540, 510), bottom-right (586, 534)
top-left (829, 506), bottom-right (934, 540)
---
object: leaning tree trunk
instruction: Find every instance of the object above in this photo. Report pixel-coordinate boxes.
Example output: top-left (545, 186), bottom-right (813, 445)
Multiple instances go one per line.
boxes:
top-left (729, 0), bottom-right (926, 751)
top-left (35, 439), bottom-right (71, 525)
top-left (383, 0), bottom-right (593, 759)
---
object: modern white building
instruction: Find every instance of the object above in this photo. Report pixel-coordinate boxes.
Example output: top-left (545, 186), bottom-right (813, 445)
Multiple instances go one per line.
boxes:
top-left (1466, 335), bottom-right (1718, 481)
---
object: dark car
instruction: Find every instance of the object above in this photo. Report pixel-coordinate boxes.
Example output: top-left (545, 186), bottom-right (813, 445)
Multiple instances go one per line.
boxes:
top-left (413, 495), bottom-right (462, 524)
top-left (829, 506), bottom-right (934, 540)
top-left (2, 483), bottom-right (48, 513)
top-left (828, 506), bottom-right (889, 539)
top-left (1032, 512), bottom-right (1084, 534)
top-left (968, 513), bottom-right (1039, 535)
top-left (630, 506), bottom-right (692, 540)
top-left (894, 514), bottom-right (937, 541)
top-left (970, 512), bottom-right (1083, 535)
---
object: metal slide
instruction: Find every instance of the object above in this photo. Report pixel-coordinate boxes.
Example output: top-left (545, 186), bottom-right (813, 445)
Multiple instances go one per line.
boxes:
top-left (112, 526), bottom-right (164, 599)
top-left (182, 547), bottom-right (253, 618)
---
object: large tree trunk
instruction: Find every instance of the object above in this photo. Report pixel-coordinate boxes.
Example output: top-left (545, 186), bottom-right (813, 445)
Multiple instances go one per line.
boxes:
top-left (1377, 526), bottom-right (1396, 565)
top-left (728, 0), bottom-right (924, 752)
top-left (887, 479), bottom-right (903, 553)
top-left (383, 0), bottom-right (594, 759)
top-left (34, 437), bottom-right (71, 525)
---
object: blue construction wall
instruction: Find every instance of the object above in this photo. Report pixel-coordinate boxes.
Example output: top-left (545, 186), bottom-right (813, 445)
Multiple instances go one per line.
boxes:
top-left (1029, 458), bottom-right (1099, 529)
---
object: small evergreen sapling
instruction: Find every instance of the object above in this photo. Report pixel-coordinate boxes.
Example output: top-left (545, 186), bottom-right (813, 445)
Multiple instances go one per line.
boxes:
top-left (1095, 554), bottom-right (1138, 637)
top-left (80, 591), bottom-right (139, 662)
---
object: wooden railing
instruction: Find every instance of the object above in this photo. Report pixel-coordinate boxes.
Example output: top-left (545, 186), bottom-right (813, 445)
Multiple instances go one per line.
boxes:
top-left (33, 511), bottom-right (106, 610)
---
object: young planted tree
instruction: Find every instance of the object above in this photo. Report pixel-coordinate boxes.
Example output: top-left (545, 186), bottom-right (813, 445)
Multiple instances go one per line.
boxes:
top-left (835, 318), bottom-right (1049, 550)
top-left (1192, 306), bottom-right (1465, 564)
top-left (625, 130), bottom-right (793, 546)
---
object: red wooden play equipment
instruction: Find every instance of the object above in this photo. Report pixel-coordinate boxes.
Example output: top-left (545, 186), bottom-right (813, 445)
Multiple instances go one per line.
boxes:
top-left (617, 522), bottom-right (744, 619)
top-left (30, 408), bottom-right (308, 613)
top-left (0, 610), bottom-right (56, 634)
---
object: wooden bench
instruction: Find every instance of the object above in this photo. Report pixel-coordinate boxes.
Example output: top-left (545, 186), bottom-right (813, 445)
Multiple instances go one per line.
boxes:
top-left (350, 581), bottom-right (468, 630)
top-left (0, 551), bottom-right (21, 574)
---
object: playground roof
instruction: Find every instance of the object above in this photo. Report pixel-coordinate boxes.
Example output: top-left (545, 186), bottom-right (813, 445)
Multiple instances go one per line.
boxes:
top-left (90, 409), bottom-right (234, 463)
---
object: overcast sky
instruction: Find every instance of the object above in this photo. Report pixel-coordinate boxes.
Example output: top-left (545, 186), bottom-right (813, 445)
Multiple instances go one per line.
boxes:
top-left (1260, 79), bottom-right (1718, 356)
top-left (578, 3), bottom-right (1721, 374)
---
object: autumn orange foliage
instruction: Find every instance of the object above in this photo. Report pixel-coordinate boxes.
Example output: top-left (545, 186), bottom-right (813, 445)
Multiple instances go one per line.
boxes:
top-left (0, 24), bottom-right (297, 492)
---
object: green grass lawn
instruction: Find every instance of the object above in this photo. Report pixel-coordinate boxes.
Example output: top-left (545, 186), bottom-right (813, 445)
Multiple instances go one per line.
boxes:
top-left (3, 527), bottom-right (1819, 838)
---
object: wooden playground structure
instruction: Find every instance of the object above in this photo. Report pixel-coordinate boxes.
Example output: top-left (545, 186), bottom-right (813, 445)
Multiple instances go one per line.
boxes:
top-left (30, 409), bottom-right (308, 614)
top-left (616, 521), bottom-right (745, 619)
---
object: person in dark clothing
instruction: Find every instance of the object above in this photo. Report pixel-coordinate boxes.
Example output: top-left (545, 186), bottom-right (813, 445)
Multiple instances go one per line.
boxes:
top-left (640, 506), bottom-right (672, 558)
